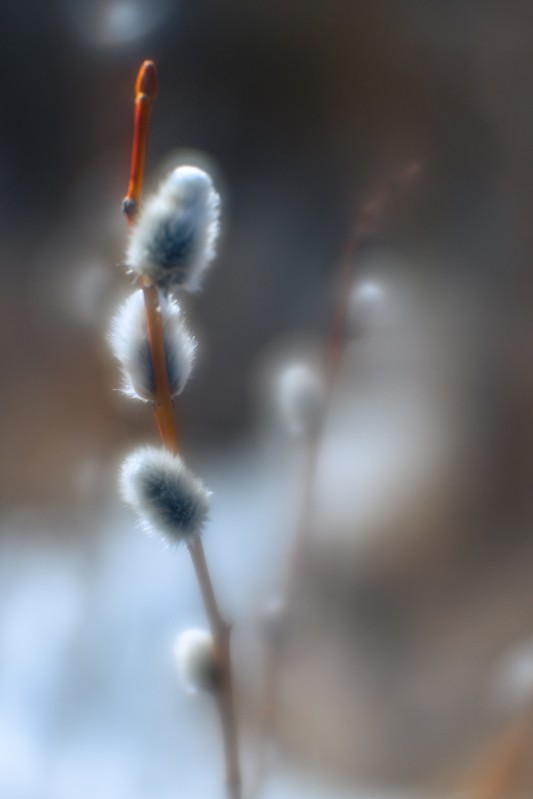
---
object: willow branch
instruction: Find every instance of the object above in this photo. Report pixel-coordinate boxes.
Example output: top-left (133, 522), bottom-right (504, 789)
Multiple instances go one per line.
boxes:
top-left (123, 60), bottom-right (241, 799)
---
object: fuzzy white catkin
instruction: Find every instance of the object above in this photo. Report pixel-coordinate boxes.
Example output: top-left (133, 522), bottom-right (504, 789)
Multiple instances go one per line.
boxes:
top-left (275, 360), bottom-right (325, 438)
top-left (109, 290), bottom-right (196, 401)
top-left (126, 165), bottom-right (220, 292)
top-left (173, 629), bottom-right (218, 694)
top-left (119, 446), bottom-right (210, 544)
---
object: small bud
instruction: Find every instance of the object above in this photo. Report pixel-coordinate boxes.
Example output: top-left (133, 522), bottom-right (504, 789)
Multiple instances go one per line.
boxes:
top-left (173, 628), bottom-right (219, 694)
top-left (119, 446), bottom-right (210, 544)
top-left (348, 280), bottom-right (388, 331)
top-left (275, 360), bottom-right (325, 438)
top-left (109, 290), bottom-right (196, 401)
top-left (126, 165), bottom-right (220, 292)
top-left (491, 640), bottom-right (533, 712)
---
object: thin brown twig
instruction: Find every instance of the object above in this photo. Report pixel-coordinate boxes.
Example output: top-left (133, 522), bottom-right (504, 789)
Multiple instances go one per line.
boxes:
top-left (251, 161), bottom-right (422, 797)
top-left (123, 60), bottom-right (241, 799)
top-left (326, 160), bottom-right (421, 380)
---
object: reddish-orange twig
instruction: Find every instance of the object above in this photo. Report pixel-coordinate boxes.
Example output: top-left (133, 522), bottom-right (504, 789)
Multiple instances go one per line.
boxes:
top-left (122, 60), bottom-right (180, 452)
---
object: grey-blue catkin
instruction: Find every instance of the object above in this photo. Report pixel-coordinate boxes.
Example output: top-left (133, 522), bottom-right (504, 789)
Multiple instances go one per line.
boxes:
top-left (120, 446), bottom-right (210, 544)
top-left (146, 208), bottom-right (199, 284)
top-left (109, 291), bottom-right (196, 402)
top-left (126, 166), bottom-right (220, 293)
top-left (136, 331), bottom-right (188, 397)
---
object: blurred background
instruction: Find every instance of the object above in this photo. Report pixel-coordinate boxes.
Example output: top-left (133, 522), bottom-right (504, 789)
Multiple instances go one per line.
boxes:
top-left (1, 1), bottom-right (533, 797)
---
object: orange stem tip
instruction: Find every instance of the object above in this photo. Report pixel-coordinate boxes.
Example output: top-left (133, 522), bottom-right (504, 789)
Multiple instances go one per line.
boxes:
top-left (135, 59), bottom-right (158, 101)
top-left (123, 60), bottom-right (158, 224)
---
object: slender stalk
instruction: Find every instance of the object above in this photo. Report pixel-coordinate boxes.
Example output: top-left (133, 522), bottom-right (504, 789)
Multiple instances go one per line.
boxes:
top-left (303, 160), bottom-right (422, 555)
top-left (123, 61), bottom-right (241, 799)
top-left (252, 161), bottom-right (421, 796)
top-left (142, 281), bottom-right (181, 452)
top-left (188, 535), bottom-right (241, 797)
